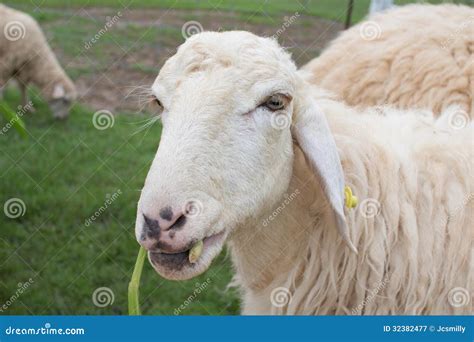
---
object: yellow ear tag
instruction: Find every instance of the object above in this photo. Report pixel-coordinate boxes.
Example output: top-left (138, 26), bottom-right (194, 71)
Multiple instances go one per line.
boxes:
top-left (344, 186), bottom-right (358, 209)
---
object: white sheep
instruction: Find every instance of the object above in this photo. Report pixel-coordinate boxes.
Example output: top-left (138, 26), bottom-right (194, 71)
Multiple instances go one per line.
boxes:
top-left (0, 4), bottom-right (76, 118)
top-left (303, 4), bottom-right (474, 118)
top-left (135, 31), bottom-right (473, 315)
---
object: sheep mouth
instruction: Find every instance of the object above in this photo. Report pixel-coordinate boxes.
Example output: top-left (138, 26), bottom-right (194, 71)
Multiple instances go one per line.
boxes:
top-left (148, 230), bottom-right (226, 280)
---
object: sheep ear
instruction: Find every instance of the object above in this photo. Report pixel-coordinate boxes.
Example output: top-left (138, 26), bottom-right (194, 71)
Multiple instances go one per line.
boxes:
top-left (292, 97), bottom-right (357, 253)
top-left (52, 84), bottom-right (65, 99)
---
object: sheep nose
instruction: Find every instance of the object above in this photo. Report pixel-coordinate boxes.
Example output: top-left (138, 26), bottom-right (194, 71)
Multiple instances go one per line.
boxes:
top-left (139, 207), bottom-right (187, 251)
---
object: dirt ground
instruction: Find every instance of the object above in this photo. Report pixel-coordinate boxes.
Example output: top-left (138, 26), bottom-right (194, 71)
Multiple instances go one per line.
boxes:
top-left (40, 7), bottom-right (343, 113)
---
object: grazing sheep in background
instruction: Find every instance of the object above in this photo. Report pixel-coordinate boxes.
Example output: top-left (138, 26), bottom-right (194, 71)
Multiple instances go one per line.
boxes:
top-left (303, 4), bottom-right (474, 118)
top-left (0, 4), bottom-right (76, 118)
top-left (135, 31), bottom-right (473, 315)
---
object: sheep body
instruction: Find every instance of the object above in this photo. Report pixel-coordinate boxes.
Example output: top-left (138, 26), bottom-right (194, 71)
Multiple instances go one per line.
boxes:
top-left (136, 30), bottom-right (472, 315)
top-left (230, 89), bottom-right (473, 315)
top-left (302, 4), bottom-right (474, 117)
top-left (0, 4), bottom-right (76, 118)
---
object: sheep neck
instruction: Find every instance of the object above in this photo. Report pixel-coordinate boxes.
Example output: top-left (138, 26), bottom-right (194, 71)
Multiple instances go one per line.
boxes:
top-left (228, 142), bottom-right (331, 293)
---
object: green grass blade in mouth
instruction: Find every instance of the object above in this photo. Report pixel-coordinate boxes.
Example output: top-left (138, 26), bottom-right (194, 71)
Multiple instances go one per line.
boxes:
top-left (128, 246), bottom-right (147, 315)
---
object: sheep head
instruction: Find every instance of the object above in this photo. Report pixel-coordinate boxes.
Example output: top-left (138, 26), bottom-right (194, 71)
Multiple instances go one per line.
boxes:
top-left (135, 31), bottom-right (354, 281)
top-left (47, 78), bottom-right (77, 119)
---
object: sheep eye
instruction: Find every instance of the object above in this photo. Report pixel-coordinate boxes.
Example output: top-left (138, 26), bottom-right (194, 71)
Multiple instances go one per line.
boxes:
top-left (263, 94), bottom-right (287, 111)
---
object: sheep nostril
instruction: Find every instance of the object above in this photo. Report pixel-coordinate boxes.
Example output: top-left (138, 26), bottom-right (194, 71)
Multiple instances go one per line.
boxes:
top-left (160, 212), bottom-right (186, 231)
top-left (142, 214), bottom-right (160, 238)
top-left (169, 214), bottom-right (186, 230)
top-left (141, 208), bottom-right (187, 248)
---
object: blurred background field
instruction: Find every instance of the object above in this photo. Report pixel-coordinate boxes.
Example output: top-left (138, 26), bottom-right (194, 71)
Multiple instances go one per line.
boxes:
top-left (0, 0), bottom-right (472, 315)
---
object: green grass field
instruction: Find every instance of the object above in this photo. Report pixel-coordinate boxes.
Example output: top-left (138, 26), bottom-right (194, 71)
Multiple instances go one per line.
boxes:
top-left (10, 0), bottom-right (470, 23)
top-left (1, 0), bottom-right (472, 315)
